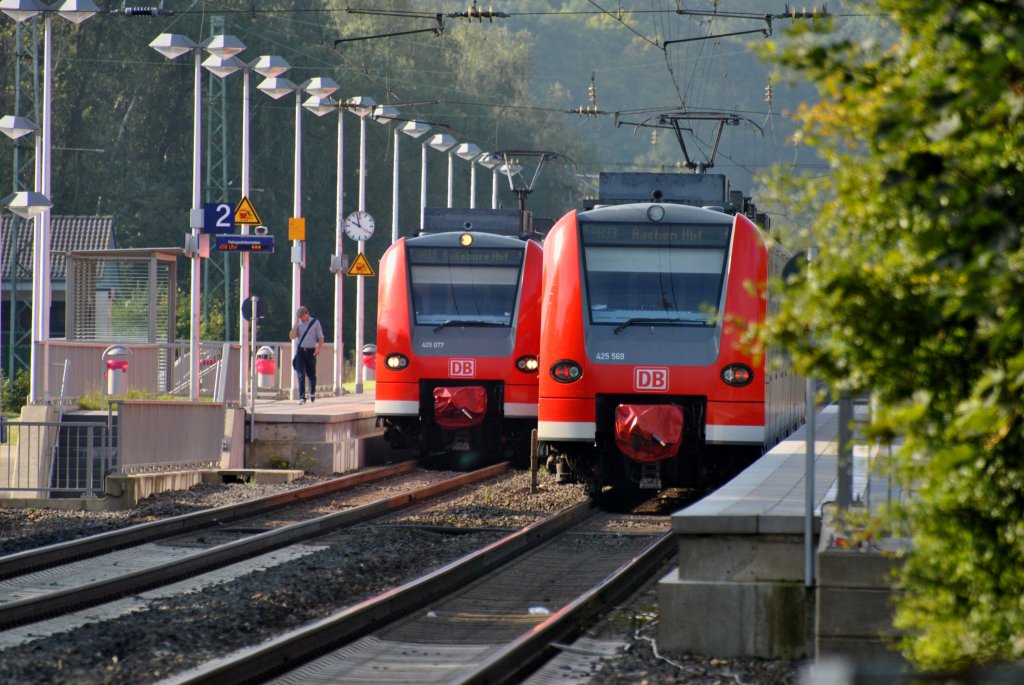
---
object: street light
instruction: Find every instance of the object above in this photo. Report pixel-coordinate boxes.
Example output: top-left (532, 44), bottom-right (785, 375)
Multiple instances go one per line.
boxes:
top-left (395, 120), bottom-right (430, 241)
top-left (0, 190), bottom-right (51, 219)
top-left (427, 133), bottom-right (458, 208)
top-left (3, 0), bottom-right (98, 403)
top-left (371, 105), bottom-right (399, 243)
top-left (476, 153), bottom-right (501, 209)
top-left (258, 73), bottom-right (338, 399)
top-left (499, 160), bottom-right (524, 209)
top-left (455, 143), bottom-right (483, 209)
top-left (149, 31), bottom-right (214, 401)
top-left (1, 114), bottom-right (43, 381)
top-left (201, 41), bottom-right (288, 403)
top-left (302, 93), bottom-right (345, 395)
top-left (345, 96), bottom-right (376, 394)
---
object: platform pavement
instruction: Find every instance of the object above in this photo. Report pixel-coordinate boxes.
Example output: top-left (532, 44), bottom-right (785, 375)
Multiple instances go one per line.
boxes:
top-left (657, 402), bottom-right (908, 663)
top-left (246, 391), bottom-right (376, 421)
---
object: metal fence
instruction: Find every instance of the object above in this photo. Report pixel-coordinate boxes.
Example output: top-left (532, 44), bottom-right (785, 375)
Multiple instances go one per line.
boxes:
top-left (0, 417), bottom-right (116, 499)
top-left (0, 397), bottom-right (231, 500)
top-left (40, 339), bottom-right (345, 405)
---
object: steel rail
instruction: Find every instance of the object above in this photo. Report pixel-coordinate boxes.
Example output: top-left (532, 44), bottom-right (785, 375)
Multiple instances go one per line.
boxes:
top-left (0, 462), bottom-right (510, 630)
top-left (162, 498), bottom-right (597, 685)
top-left (0, 461), bottom-right (419, 580)
top-left (450, 531), bottom-right (676, 685)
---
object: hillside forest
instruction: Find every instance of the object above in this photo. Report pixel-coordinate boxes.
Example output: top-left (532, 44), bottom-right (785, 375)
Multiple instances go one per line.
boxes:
top-left (1, 0), bottom-right (844, 347)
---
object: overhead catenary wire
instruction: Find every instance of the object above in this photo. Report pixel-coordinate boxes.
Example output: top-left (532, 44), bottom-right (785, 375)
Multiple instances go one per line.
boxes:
top-left (110, 0), bottom-right (855, 191)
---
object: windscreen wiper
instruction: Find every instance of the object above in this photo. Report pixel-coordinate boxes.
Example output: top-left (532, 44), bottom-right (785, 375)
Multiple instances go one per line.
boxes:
top-left (613, 317), bottom-right (708, 334)
top-left (433, 320), bottom-right (508, 333)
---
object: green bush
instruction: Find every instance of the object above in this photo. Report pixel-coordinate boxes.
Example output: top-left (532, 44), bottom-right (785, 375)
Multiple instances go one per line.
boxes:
top-left (2, 370), bottom-right (30, 414)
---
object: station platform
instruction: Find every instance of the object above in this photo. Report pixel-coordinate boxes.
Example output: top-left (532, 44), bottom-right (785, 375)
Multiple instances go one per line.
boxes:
top-left (657, 401), bottom-right (909, 663)
top-left (79, 393), bottom-right (384, 509)
top-left (238, 392), bottom-right (385, 476)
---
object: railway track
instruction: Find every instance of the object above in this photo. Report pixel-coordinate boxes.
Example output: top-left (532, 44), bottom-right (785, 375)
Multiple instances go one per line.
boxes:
top-left (0, 462), bottom-right (509, 632)
top-left (162, 502), bottom-right (673, 685)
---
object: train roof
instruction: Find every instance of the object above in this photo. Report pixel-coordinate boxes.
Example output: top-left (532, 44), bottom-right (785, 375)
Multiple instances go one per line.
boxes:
top-left (405, 229), bottom-right (532, 249)
top-left (579, 202), bottom-right (735, 225)
top-left (419, 207), bottom-right (548, 240)
top-left (587, 172), bottom-right (770, 230)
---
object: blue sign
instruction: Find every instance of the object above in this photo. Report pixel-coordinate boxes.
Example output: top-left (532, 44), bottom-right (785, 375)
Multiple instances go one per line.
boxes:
top-left (214, 235), bottom-right (275, 253)
top-left (203, 202), bottom-right (236, 234)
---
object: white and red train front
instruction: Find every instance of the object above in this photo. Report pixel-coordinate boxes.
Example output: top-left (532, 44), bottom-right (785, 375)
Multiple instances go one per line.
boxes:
top-left (375, 231), bottom-right (542, 464)
top-left (537, 202), bottom-right (779, 488)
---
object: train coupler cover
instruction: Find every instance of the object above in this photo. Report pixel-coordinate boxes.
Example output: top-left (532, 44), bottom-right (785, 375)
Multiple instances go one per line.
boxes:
top-left (433, 386), bottom-right (487, 429)
top-left (614, 404), bottom-right (683, 462)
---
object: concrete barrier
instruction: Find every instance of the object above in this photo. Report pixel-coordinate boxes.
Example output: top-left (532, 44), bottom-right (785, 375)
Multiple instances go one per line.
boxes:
top-left (815, 505), bottom-right (907, 661)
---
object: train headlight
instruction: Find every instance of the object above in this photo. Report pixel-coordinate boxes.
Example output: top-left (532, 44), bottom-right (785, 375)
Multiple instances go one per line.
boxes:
top-left (647, 204), bottom-right (666, 222)
top-left (550, 360), bottom-right (583, 383)
top-left (385, 353), bottom-right (409, 370)
top-left (720, 363), bottom-right (753, 387)
top-left (515, 355), bottom-right (539, 373)
top-left (459, 233), bottom-right (473, 247)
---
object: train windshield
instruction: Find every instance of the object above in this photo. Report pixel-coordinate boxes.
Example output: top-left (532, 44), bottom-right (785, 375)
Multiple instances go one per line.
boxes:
top-left (580, 221), bottom-right (730, 327)
top-left (408, 246), bottom-right (523, 327)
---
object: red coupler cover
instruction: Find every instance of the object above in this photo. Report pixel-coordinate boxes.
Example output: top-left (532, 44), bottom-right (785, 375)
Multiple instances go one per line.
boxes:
top-left (433, 386), bottom-right (487, 429)
top-left (614, 404), bottom-right (683, 463)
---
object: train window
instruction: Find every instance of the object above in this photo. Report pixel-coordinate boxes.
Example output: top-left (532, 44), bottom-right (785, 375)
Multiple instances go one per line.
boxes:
top-left (408, 250), bottom-right (523, 327)
top-left (581, 222), bottom-right (729, 327)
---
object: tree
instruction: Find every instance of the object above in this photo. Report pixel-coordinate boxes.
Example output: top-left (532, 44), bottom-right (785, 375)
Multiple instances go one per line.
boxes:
top-left (761, 0), bottom-right (1024, 670)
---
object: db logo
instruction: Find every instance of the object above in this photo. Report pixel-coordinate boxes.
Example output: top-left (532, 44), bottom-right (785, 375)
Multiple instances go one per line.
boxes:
top-left (634, 367), bottom-right (669, 392)
top-left (449, 359), bottom-right (477, 377)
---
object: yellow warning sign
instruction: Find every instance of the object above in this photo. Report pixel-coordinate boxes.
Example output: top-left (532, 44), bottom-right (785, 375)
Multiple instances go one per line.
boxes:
top-left (347, 252), bottom-right (375, 277)
top-left (288, 217), bottom-right (306, 241)
top-left (234, 196), bottom-right (262, 225)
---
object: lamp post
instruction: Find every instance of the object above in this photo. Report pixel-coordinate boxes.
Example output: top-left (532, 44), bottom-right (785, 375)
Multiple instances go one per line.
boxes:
top-left (2, 0), bottom-right (98, 403)
top-left (0, 114), bottom-right (42, 376)
top-left (476, 153), bottom-right (501, 209)
top-left (426, 133), bottom-right (457, 213)
top-left (394, 121), bottom-right (431, 241)
top-left (258, 74), bottom-right (338, 399)
top-left (345, 96), bottom-right (376, 394)
top-left (150, 32), bottom-right (215, 401)
top-left (201, 36), bottom-right (275, 403)
top-left (370, 105), bottom-right (400, 244)
top-left (427, 134), bottom-right (459, 208)
top-left (1, 114), bottom-right (45, 373)
top-left (454, 143), bottom-right (483, 209)
top-left (499, 160), bottom-right (523, 209)
top-left (302, 93), bottom-right (345, 396)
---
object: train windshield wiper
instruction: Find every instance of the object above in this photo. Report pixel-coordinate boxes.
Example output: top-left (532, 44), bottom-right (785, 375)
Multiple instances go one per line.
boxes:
top-left (612, 316), bottom-right (708, 334)
top-left (433, 319), bottom-right (507, 333)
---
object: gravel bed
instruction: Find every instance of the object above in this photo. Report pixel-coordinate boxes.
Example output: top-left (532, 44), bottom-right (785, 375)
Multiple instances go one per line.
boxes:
top-left (0, 476), bottom-right (337, 556)
top-left (0, 470), bottom-right (805, 684)
top-left (584, 579), bottom-right (806, 685)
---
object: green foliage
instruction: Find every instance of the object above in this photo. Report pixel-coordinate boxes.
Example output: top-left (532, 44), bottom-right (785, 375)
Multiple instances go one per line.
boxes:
top-left (175, 287), bottom-right (225, 341)
top-left (1, 370), bottom-right (30, 414)
top-left (762, 0), bottom-right (1024, 670)
top-left (77, 387), bottom-right (200, 410)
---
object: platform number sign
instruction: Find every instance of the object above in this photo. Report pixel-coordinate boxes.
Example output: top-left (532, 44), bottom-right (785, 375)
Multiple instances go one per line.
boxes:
top-left (203, 202), bottom-right (236, 235)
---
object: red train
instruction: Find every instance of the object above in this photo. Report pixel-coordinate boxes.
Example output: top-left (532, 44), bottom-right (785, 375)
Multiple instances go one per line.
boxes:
top-left (374, 208), bottom-right (544, 468)
top-left (537, 173), bottom-right (803, 493)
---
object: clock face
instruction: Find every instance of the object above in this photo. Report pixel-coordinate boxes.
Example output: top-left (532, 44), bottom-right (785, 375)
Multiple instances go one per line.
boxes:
top-left (344, 211), bottom-right (375, 241)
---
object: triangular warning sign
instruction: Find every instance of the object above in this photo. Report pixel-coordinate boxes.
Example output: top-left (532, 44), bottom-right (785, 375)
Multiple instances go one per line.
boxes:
top-left (234, 196), bottom-right (262, 225)
top-left (347, 252), bottom-right (375, 277)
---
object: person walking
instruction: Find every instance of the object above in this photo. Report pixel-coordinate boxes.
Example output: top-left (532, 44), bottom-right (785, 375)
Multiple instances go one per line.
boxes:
top-left (290, 306), bottom-right (324, 404)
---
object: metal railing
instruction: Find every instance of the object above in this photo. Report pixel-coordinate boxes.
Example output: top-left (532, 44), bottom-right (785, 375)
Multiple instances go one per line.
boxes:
top-left (0, 418), bottom-right (116, 499)
top-left (113, 399), bottom-right (224, 473)
top-left (41, 339), bottom-right (346, 404)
